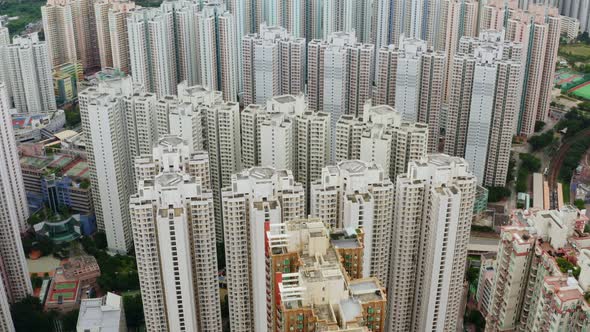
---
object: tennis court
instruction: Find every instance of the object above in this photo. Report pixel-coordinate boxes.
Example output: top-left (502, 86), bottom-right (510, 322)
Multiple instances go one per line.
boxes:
top-left (572, 82), bottom-right (590, 100)
top-left (555, 69), bottom-right (584, 87)
top-left (54, 282), bottom-right (76, 290)
top-left (51, 291), bottom-right (74, 301)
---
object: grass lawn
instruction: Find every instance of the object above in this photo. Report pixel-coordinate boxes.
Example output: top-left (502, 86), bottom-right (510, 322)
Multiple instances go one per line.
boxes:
top-left (560, 43), bottom-right (590, 57)
top-left (573, 83), bottom-right (590, 100)
top-left (0, 1), bottom-right (45, 35)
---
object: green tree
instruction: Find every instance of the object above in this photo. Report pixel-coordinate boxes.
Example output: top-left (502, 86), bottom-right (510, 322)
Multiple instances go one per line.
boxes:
top-left (486, 186), bottom-right (511, 202)
top-left (520, 154), bottom-right (541, 172)
top-left (11, 296), bottom-right (54, 332)
top-left (123, 294), bottom-right (144, 328)
top-left (60, 309), bottom-right (79, 331)
top-left (575, 199), bottom-right (586, 209)
top-left (534, 121), bottom-right (546, 132)
top-left (465, 309), bottom-right (486, 331)
top-left (528, 131), bottom-right (555, 151)
top-left (94, 232), bottom-right (108, 250)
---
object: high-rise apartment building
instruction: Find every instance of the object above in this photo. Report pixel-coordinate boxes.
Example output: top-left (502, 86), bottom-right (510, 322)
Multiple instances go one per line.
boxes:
top-left (240, 94), bottom-right (331, 202)
top-left (267, 218), bottom-right (388, 331)
top-left (0, 275), bottom-right (15, 332)
top-left (127, 8), bottom-right (177, 96)
top-left (134, 135), bottom-right (210, 190)
top-left (79, 73), bottom-right (139, 253)
top-left (310, 160), bottom-right (394, 286)
top-left (222, 167), bottom-right (305, 332)
top-left (481, 0), bottom-right (561, 136)
top-left (4, 33), bottom-right (56, 113)
top-left (130, 136), bottom-right (221, 332)
top-left (387, 154), bottom-right (476, 332)
top-left (486, 207), bottom-right (590, 331)
top-left (321, 0), bottom-right (373, 42)
top-left (439, 0), bottom-right (479, 100)
top-left (0, 83), bottom-right (33, 304)
top-left (94, 0), bottom-right (136, 71)
top-left (295, 110), bottom-right (331, 202)
top-left (445, 33), bottom-right (522, 186)
top-left (42, 0), bottom-right (100, 69)
top-left (308, 32), bottom-right (374, 158)
top-left (206, 100), bottom-right (242, 241)
top-left (0, 25), bottom-right (11, 103)
top-left (197, 2), bottom-right (238, 102)
top-left (242, 24), bottom-right (306, 106)
top-left (375, 37), bottom-right (445, 152)
top-left (125, 91), bottom-right (158, 163)
top-left (240, 94), bottom-right (306, 172)
top-left (276, 0), bottom-right (306, 38)
top-left (335, 103), bottom-right (428, 181)
top-left (559, 0), bottom-right (590, 33)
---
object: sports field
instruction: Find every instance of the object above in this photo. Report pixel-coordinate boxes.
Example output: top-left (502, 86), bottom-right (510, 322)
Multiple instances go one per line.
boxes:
top-left (555, 70), bottom-right (584, 87)
top-left (54, 282), bottom-right (76, 290)
top-left (572, 82), bottom-right (590, 100)
top-left (51, 292), bottom-right (74, 301)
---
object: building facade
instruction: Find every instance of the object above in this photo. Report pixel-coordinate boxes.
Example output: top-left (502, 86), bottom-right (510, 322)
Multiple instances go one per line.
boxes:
top-left (0, 84), bottom-right (33, 305)
top-left (387, 154), bottom-right (476, 331)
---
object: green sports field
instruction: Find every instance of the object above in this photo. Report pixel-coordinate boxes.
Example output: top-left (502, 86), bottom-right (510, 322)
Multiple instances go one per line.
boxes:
top-left (572, 83), bottom-right (590, 100)
top-left (54, 282), bottom-right (76, 290)
top-left (51, 292), bottom-right (74, 300)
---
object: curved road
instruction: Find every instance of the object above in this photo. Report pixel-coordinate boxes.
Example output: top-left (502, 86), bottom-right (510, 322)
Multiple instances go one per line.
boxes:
top-left (547, 127), bottom-right (590, 206)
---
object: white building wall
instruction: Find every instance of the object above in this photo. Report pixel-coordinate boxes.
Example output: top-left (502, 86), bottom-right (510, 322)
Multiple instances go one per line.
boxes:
top-left (464, 64), bottom-right (497, 185)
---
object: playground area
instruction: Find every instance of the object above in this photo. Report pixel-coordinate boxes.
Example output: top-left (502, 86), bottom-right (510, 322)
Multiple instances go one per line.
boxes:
top-left (571, 81), bottom-right (590, 100)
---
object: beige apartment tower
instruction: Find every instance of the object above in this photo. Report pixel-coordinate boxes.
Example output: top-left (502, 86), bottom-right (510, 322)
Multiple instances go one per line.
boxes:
top-left (130, 136), bottom-right (221, 332)
top-left (387, 155), bottom-right (476, 332)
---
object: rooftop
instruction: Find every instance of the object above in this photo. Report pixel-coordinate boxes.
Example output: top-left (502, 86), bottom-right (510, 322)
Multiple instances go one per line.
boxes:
top-left (77, 293), bottom-right (124, 332)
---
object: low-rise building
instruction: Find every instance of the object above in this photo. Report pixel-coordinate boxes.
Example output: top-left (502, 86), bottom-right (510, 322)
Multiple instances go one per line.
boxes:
top-left (76, 292), bottom-right (127, 332)
top-left (561, 15), bottom-right (581, 40)
top-left (11, 110), bottom-right (66, 143)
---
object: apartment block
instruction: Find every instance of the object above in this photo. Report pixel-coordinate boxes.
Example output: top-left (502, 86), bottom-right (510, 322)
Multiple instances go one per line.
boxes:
top-left (94, 0), bottom-right (136, 70)
top-left (559, 0), bottom-right (590, 33)
top-left (375, 37), bottom-right (445, 152)
top-left (310, 160), bottom-right (394, 286)
top-left (242, 24), bottom-right (305, 106)
top-left (307, 32), bottom-right (374, 158)
top-left (222, 167), bottom-right (305, 331)
top-left (335, 103), bottom-right (428, 181)
top-left (79, 74), bottom-right (139, 253)
top-left (561, 15), bottom-right (581, 39)
top-left (268, 219), bottom-right (387, 331)
top-left (156, 82), bottom-right (223, 151)
top-left (130, 153), bottom-right (221, 331)
top-left (445, 34), bottom-right (522, 186)
top-left (481, 1), bottom-right (561, 136)
top-left (487, 207), bottom-right (590, 331)
top-left (197, 2), bottom-right (238, 102)
top-left (134, 135), bottom-right (210, 191)
top-left (127, 8), bottom-right (177, 96)
top-left (0, 83), bottom-right (33, 304)
top-left (5, 33), bottom-right (56, 113)
top-left (387, 154), bottom-right (476, 332)
top-left (206, 100), bottom-right (242, 242)
top-left (42, 0), bottom-right (100, 70)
